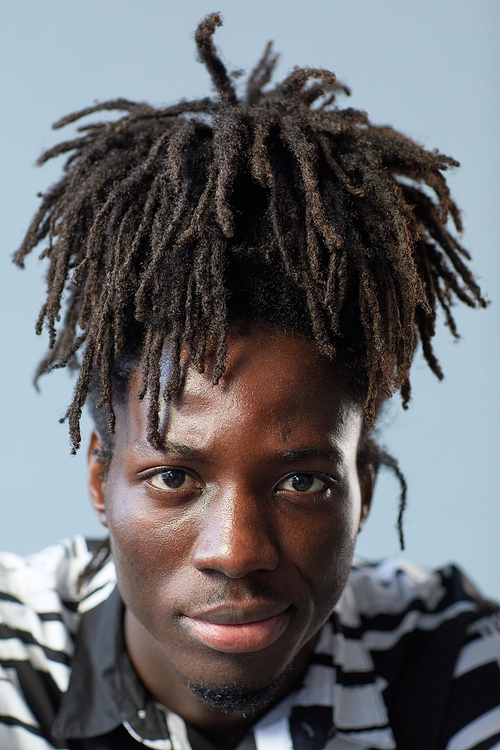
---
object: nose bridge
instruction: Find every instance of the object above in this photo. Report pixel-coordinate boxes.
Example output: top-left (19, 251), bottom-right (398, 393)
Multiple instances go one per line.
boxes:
top-left (192, 481), bottom-right (280, 578)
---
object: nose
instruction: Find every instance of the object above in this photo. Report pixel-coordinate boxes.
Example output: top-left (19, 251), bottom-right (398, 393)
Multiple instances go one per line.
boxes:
top-left (192, 485), bottom-right (280, 578)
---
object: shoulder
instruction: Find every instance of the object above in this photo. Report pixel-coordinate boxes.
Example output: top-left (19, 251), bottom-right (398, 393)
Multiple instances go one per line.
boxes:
top-left (0, 536), bottom-right (116, 630)
top-left (337, 559), bottom-right (500, 749)
top-left (338, 558), bottom-right (499, 690)
top-left (341, 557), bottom-right (496, 622)
top-left (0, 534), bottom-right (116, 653)
top-left (1, 537), bottom-right (92, 605)
top-left (0, 537), bottom-right (116, 747)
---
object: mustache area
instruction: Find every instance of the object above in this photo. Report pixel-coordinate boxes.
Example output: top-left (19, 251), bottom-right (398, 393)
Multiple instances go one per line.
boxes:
top-left (180, 578), bottom-right (293, 617)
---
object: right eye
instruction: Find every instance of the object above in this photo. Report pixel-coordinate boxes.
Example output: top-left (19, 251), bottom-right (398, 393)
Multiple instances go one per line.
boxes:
top-left (146, 469), bottom-right (196, 491)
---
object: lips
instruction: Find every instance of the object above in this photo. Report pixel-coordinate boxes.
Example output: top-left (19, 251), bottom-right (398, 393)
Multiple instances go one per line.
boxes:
top-left (181, 605), bottom-right (292, 653)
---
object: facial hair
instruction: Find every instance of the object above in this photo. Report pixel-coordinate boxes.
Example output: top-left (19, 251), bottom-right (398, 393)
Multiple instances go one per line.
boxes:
top-left (185, 665), bottom-right (293, 717)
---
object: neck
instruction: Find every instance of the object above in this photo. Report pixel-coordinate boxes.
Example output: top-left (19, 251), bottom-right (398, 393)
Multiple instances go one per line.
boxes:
top-left (124, 609), bottom-right (313, 749)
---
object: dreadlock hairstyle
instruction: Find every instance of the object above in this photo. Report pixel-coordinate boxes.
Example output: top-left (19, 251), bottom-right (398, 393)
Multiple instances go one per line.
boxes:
top-left (14, 14), bottom-right (486, 549)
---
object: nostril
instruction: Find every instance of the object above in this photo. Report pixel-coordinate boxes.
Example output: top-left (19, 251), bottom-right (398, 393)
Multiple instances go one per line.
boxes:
top-left (193, 535), bottom-right (280, 577)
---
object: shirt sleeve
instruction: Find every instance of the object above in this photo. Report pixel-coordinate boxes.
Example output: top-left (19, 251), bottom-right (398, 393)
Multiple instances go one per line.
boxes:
top-left (441, 610), bottom-right (500, 750)
top-left (0, 541), bottom-right (87, 749)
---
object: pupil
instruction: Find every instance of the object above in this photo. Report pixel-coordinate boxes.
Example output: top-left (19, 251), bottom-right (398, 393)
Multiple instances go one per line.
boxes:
top-left (291, 474), bottom-right (314, 492)
top-left (161, 470), bottom-right (185, 489)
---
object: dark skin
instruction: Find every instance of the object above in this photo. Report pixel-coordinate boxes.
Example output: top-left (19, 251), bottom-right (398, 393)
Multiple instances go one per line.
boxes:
top-left (88, 327), bottom-right (374, 749)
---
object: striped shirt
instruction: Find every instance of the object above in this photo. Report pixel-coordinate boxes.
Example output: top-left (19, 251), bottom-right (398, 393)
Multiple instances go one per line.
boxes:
top-left (0, 537), bottom-right (499, 750)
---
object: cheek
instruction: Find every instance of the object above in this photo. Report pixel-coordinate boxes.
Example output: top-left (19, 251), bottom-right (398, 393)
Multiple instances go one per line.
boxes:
top-left (292, 488), bottom-right (361, 601)
top-left (104, 478), bottom-right (194, 604)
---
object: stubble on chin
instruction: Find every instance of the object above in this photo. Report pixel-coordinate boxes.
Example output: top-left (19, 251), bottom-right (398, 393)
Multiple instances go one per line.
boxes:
top-left (185, 665), bottom-right (293, 717)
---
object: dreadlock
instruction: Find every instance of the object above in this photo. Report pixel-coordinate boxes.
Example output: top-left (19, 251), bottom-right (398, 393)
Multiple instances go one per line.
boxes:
top-left (14, 14), bottom-right (486, 553)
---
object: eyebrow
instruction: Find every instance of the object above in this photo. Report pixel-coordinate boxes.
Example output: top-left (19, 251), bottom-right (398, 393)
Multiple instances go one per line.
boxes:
top-left (279, 446), bottom-right (342, 463)
top-left (137, 441), bottom-right (341, 464)
top-left (136, 441), bottom-right (205, 460)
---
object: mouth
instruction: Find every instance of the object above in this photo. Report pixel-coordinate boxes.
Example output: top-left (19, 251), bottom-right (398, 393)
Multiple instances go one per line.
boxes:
top-left (181, 605), bottom-right (292, 653)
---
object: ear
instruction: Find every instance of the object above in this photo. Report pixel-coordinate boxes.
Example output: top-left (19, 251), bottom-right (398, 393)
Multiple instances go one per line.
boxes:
top-left (358, 463), bottom-right (376, 532)
top-left (88, 430), bottom-right (108, 528)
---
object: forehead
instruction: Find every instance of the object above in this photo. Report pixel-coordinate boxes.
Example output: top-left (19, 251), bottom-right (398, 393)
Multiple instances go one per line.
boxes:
top-left (115, 327), bottom-right (363, 452)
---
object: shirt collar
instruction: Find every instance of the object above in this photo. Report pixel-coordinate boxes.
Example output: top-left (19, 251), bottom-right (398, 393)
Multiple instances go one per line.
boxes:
top-left (52, 582), bottom-right (396, 750)
top-left (52, 585), bottom-right (170, 744)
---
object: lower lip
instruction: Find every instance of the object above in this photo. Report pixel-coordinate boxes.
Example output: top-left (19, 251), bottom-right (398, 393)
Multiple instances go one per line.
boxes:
top-left (183, 611), bottom-right (290, 653)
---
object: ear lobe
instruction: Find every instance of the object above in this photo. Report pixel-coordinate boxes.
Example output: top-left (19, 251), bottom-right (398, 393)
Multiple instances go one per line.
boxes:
top-left (358, 463), bottom-right (376, 532)
top-left (88, 430), bottom-right (108, 528)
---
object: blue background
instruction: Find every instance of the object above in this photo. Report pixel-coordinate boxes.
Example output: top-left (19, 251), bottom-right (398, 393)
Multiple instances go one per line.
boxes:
top-left (1, 0), bottom-right (499, 597)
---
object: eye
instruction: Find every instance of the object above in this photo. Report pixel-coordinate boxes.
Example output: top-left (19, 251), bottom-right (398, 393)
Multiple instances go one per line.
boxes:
top-left (277, 473), bottom-right (329, 494)
top-left (146, 469), bottom-right (196, 491)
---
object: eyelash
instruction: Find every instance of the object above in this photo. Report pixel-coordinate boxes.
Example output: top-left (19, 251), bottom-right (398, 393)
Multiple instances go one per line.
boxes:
top-left (143, 469), bottom-right (335, 496)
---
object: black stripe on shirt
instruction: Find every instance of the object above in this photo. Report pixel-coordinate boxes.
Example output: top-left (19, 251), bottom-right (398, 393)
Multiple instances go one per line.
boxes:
top-left (0, 625), bottom-right (71, 665)
top-left (0, 590), bottom-right (23, 604)
top-left (469, 731), bottom-right (500, 750)
top-left (339, 601), bottom-right (476, 640)
top-left (0, 590), bottom-right (77, 624)
top-left (1, 609), bottom-right (71, 624)
top-left (335, 670), bottom-right (379, 687)
top-left (0, 713), bottom-right (44, 736)
top-left (309, 653), bottom-right (378, 686)
top-left (310, 653), bottom-right (333, 667)
top-left (440, 663), bottom-right (500, 743)
top-left (335, 722), bottom-right (390, 734)
top-left (59, 578), bottom-right (116, 615)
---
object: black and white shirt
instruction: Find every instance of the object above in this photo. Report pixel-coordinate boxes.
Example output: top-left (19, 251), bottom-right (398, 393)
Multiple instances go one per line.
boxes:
top-left (0, 537), bottom-right (499, 750)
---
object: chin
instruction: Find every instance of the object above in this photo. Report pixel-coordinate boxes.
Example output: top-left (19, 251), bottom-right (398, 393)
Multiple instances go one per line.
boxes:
top-left (185, 668), bottom-right (291, 716)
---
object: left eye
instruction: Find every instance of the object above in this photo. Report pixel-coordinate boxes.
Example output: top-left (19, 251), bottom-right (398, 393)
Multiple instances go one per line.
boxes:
top-left (146, 470), bottom-right (195, 491)
top-left (278, 473), bottom-right (328, 493)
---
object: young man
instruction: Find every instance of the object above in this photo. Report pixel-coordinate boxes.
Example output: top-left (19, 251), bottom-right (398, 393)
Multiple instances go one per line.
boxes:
top-left (1, 13), bottom-right (499, 750)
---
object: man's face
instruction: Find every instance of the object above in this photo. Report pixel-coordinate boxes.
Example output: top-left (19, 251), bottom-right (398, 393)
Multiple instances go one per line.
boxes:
top-left (89, 327), bottom-right (372, 718)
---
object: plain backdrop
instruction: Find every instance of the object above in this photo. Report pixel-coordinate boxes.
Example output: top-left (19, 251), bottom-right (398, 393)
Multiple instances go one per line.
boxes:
top-left (1, 0), bottom-right (499, 598)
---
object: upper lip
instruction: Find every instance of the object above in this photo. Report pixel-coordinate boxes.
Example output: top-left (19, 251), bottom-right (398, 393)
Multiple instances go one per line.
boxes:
top-left (184, 602), bottom-right (290, 625)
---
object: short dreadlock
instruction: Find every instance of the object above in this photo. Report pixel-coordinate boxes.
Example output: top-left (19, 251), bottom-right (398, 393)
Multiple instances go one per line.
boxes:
top-left (14, 13), bottom-right (486, 477)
